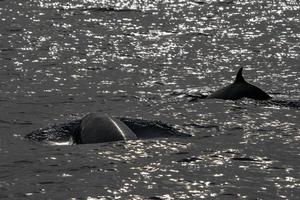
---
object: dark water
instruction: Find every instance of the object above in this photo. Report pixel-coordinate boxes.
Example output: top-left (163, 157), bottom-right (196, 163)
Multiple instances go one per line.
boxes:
top-left (0, 0), bottom-right (299, 199)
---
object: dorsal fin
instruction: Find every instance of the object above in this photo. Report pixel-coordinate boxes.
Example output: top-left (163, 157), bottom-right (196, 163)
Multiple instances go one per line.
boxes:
top-left (234, 67), bottom-right (246, 83)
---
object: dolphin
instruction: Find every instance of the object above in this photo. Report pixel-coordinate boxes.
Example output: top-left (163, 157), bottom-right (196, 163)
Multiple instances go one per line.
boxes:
top-left (75, 113), bottom-right (137, 144)
top-left (207, 67), bottom-right (271, 100)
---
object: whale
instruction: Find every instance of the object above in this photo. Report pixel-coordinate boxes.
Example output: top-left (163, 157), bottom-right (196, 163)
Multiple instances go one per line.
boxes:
top-left (207, 67), bottom-right (271, 100)
top-left (74, 113), bottom-right (137, 144)
top-left (25, 113), bottom-right (191, 145)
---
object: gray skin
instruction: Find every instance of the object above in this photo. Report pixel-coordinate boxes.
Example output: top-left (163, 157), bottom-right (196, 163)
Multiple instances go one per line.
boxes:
top-left (78, 113), bottom-right (137, 144)
top-left (207, 67), bottom-right (271, 100)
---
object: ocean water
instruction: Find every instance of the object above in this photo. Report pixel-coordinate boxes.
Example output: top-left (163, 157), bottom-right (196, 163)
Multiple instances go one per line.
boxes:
top-left (0, 0), bottom-right (299, 199)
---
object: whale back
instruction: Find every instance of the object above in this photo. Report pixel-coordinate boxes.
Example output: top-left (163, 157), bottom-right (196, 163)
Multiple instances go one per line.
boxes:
top-left (78, 113), bottom-right (137, 144)
top-left (207, 67), bottom-right (271, 100)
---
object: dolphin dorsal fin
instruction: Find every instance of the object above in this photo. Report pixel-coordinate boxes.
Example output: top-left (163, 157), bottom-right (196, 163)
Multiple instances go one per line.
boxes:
top-left (234, 67), bottom-right (246, 83)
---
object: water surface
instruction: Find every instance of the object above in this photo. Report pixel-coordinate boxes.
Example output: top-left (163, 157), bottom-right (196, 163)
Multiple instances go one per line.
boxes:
top-left (0, 0), bottom-right (299, 199)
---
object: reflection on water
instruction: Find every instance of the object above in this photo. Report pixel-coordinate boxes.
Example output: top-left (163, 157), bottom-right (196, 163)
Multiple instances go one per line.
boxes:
top-left (0, 0), bottom-right (299, 199)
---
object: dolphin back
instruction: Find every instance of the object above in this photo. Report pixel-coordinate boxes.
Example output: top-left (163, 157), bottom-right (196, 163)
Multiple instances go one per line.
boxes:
top-left (207, 82), bottom-right (271, 100)
top-left (207, 68), bottom-right (271, 100)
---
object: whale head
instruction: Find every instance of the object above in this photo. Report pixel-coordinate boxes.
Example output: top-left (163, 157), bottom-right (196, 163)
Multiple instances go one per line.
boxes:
top-left (74, 113), bottom-right (137, 144)
top-left (207, 67), bottom-right (271, 100)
